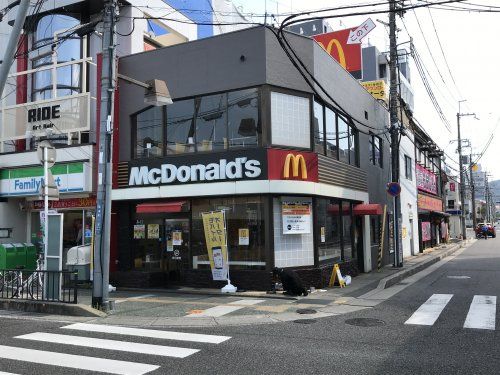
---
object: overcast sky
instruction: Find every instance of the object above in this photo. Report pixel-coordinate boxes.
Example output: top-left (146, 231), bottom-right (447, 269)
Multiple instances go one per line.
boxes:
top-left (234, 0), bottom-right (500, 180)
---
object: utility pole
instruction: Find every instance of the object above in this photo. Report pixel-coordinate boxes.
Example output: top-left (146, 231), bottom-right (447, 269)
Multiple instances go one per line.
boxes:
top-left (389, 0), bottom-right (402, 267)
top-left (470, 152), bottom-right (476, 228)
top-left (0, 0), bottom-right (30, 97)
top-left (457, 100), bottom-right (476, 240)
top-left (93, 0), bottom-right (117, 311)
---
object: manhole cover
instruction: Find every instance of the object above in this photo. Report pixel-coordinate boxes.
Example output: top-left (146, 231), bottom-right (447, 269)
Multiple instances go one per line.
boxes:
top-left (293, 319), bottom-right (317, 324)
top-left (345, 318), bottom-right (385, 327)
top-left (296, 308), bottom-right (317, 314)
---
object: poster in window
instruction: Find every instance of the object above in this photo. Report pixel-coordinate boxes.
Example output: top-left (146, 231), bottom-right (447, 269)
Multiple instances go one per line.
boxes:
top-left (172, 231), bottom-right (182, 245)
top-left (238, 228), bottom-right (249, 245)
top-left (320, 226), bottom-right (326, 243)
top-left (147, 224), bottom-right (160, 239)
top-left (421, 222), bottom-right (431, 242)
top-left (133, 224), bottom-right (145, 239)
top-left (282, 201), bottom-right (312, 234)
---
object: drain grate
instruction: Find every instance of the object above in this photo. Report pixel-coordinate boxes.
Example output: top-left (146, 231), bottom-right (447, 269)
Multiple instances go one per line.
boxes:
top-left (345, 318), bottom-right (386, 327)
top-left (293, 319), bottom-right (317, 324)
top-left (296, 308), bottom-right (317, 315)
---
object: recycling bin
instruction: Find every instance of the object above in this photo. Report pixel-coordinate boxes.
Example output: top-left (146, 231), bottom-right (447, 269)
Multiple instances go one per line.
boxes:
top-left (24, 243), bottom-right (37, 271)
top-left (2, 244), bottom-right (16, 269)
top-left (12, 243), bottom-right (27, 269)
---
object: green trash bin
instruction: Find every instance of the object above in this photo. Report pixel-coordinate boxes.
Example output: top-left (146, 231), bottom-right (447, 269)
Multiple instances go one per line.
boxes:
top-left (0, 243), bottom-right (7, 269)
top-left (12, 243), bottom-right (26, 269)
top-left (3, 244), bottom-right (16, 269)
top-left (24, 243), bottom-right (37, 271)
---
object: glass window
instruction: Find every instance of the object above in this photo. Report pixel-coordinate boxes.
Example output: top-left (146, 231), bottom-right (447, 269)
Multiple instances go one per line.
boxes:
top-left (405, 155), bottom-right (412, 180)
top-left (317, 198), bottom-right (341, 262)
top-left (271, 92), bottom-right (310, 148)
top-left (227, 89), bottom-right (259, 148)
top-left (195, 94), bottom-right (227, 152)
top-left (341, 202), bottom-right (353, 260)
top-left (191, 196), bottom-right (266, 270)
top-left (134, 106), bottom-right (164, 158)
top-left (313, 101), bottom-right (324, 154)
top-left (349, 126), bottom-right (358, 166)
top-left (338, 116), bottom-right (349, 164)
top-left (370, 134), bottom-right (382, 167)
top-left (325, 107), bottom-right (337, 159)
top-left (166, 98), bottom-right (195, 154)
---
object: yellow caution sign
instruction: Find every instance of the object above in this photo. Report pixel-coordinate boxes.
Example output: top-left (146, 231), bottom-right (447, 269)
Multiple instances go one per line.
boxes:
top-left (328, 264), bottom-right (346, 288)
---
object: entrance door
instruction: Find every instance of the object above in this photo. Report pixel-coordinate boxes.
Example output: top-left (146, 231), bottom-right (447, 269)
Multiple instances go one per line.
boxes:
top-left (164, 218), bottom-right (190, 282)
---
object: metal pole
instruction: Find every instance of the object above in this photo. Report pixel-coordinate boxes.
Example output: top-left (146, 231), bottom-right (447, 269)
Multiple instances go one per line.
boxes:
top-left (470, 153), bottom-right (476, 228)
top-left (92, 0), bottom-right (117, 311)
top-left (0, 0), bottom-right (30, 98)
top-left (457, 110), bottom-right (466, 240)
top-left (389, 0), bottom-right (402, 267)
top-left (44, 147), bottom-right (49, 270)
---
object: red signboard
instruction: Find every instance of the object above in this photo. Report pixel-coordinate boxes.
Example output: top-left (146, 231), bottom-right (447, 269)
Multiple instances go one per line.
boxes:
top-left (418, 194), bottom-right (443, 212)
top-left (267, 149), bottom-right (318, 182)
top-left (29, 197), bottom-right (96, 211)
top-left (416, 164), bottom-right (437, 195)
top-left (313, 28), bottom-right (362, 74)
top-left (449, 182), bottom-right (456, 192)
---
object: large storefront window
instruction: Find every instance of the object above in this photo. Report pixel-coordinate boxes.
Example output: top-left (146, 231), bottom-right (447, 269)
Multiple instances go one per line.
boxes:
top-left (313, 101), bottom-right (324, 154)
top-left (195, 94), bottom-right (227, 151)
top-left (316, 198), bottom-right (341, 262)
top-left (134, 106), bottom-right (164, 158)
top-left (191, 196), bottom-right (266, 270)
top-left (342, 202), bottom-right (353, 260)
top-left (228, 89), bottom-right (259, 148)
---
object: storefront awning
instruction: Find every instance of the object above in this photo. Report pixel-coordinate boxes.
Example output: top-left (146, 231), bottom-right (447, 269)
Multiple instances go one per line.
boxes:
top-left (136, 201), bottom-right (186, 214)
top-left (353, 203), bottom-right (383, 216)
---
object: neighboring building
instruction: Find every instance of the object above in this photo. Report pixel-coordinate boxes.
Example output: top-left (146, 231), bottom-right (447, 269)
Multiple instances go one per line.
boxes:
top-left (111, 26), bottom-right (393, 290)
top-left (445, 176), bottom-right (461, 239)
top-left (0, 1), bottom-right (197, 247)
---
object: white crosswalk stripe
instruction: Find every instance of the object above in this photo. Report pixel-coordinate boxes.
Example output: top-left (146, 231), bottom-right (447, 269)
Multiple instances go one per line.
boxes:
top-left (0, 324), bottom-right (232, 374)
top-left (0, 371), bottom-right (20, 375)
top-left (15, 332), bottom-right (200, 358)
top-left (0, 345), bottom-right (159, 375)
top-left (464, 295), bottom-right (496, 330)
top-left (405, 294), bottom-right (453, 326)
top-left (61, 322), bottom-right (231, 343)
top-left (187, 299), bottom-right (265, 317)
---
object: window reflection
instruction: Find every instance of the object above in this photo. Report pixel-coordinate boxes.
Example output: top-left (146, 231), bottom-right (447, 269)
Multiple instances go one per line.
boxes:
top-left (195, 94), bottom-right (227, 152)
top-left (228, 89), bottom-right (259, 148)
top-left (313, 101), bottom-right (324, 154)
top-left (317, 198), bottom-right (341, 262)
top-left (338, 116), bottom-right (349, 164)
top-left (342, 202), bottom-right (353, 260)
top-left (166, 99), bottom-right (195, 154)
top-left (325, 107), bottom-right (337, 158)
top-left (135, 106), bottom-right (164, 158)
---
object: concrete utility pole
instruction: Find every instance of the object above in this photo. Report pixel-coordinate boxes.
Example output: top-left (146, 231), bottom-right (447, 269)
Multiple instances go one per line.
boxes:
top-left (93, 0), bottom-right (117, 311)
top-left (0, 0), bottom-right (30, 98)
top-left (470, 153), bottom-right (476, 227)
top-left (389, 0), bottom-right (402, 267)
top-left (457, 100), bottom-right (476, 239)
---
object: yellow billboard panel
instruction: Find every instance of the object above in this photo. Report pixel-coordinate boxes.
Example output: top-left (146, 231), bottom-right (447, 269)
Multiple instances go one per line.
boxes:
top-left (201, 211), bottom-right (228, 281)
top-left (362, 80), bottom-right (388, 101)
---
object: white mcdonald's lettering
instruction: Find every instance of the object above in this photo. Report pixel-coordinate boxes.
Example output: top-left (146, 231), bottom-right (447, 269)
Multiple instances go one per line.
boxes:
top-left (129, 157), bottom-right (261, 186)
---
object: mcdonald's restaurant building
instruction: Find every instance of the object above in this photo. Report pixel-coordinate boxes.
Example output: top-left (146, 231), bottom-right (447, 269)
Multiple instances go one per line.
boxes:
top-left (110, 26), bottom-right (392, 290)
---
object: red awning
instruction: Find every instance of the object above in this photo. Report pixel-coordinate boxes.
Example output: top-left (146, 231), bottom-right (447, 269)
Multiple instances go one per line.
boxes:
top-left (136, 201), bottom-right (186, 214)
top-left (353, 203), bottom-right (383, 216)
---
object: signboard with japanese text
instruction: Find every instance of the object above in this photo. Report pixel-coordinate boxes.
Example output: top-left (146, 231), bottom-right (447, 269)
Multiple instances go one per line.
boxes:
top-left (418, 194), bottom-right (443, 212)
top-left (416, 164), bottom-right (437, 195)
top-left (362, 80), bottom-right (388, 102)
top-left (421, 222), bottom-right (431, 242)
top-left (29, 197), bottom-right (96, 211)
top-left (201, 211), bottom-right (229, 281)
top-left (282, 201), bottom-right (312, 234)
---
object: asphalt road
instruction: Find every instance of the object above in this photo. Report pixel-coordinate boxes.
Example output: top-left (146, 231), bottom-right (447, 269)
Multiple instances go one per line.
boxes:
top-left (0, 236), bottom-right (499, 375)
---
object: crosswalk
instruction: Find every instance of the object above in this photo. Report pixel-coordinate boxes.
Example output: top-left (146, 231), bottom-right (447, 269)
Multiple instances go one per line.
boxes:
top-left (405, 294), bottom-right (497, 330)
top-left (0, 323), bottom-right (231, 374)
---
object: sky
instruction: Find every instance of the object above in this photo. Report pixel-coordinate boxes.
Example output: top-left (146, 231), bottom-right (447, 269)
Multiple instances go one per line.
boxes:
top-left (233, 0), bottom-right (500, 180)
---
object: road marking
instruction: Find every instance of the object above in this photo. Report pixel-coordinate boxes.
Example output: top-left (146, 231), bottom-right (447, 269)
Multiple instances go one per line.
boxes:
top-left (61, 323), bottom-right (230, 344)
top-left (114, 294), bottom-right (156, 304)
top-left (446, 276), bottom-right (471, 279)
top-left (187, 299), bottom-right (264, 317)
top-left (0, 372), bottom-right (20, 375)
top-left (405, 294), bottom-right (453, 326)
top-left (0, 345), bottom-right (158, 375)
top-left (464, 295), bottom-right (496, 330)
top-left (16, 332), bottom-right (199, 358)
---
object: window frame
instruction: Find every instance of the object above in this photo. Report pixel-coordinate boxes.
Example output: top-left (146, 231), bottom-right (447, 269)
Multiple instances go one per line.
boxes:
top-left (132, 105), bottom-right (167, 159)
top-left (404, 154), bottom-right (413, 180)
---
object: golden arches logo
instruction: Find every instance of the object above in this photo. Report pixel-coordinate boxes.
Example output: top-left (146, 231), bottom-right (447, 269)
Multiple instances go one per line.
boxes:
top-left (318, 38), bottom-right (347, 69)
top-left (283, 154), bottom-right (307, 179)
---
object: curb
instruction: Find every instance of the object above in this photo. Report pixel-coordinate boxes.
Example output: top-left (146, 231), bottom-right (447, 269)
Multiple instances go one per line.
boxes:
top-left (378, 241), bottom-right (469, 289)
top-left (0, 299), bottom-right (107, 317)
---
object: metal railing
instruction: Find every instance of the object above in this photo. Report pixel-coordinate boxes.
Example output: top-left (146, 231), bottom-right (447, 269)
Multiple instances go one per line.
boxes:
top-left (0, 269), bottom-right (78, 304)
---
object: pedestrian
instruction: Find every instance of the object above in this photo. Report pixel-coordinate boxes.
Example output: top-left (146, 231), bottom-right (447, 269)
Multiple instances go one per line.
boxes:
top-left (482, 224), bottom-right (488, 240)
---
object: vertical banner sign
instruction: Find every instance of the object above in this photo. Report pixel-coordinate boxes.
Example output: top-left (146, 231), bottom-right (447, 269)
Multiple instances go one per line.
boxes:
top-left (388, 213), bottom-right (394, 254)
top-left (202, 211), bottom-right (229, 281)
top-left (421, 222), bottom-right (431, 242)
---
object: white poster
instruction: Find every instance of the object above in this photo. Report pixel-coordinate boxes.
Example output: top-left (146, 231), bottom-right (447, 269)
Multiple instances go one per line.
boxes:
top-left (172, 231), bottom-right (183, 245)
top-left (238, 228), bottom-right (249, 245)
top-left (282, 201), bottom-right (312, 234)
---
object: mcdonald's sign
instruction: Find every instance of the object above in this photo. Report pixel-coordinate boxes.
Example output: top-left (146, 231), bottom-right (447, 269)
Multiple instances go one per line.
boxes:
top-left (313, 28), bottom-right (362, 75)
top-left (267, 149), bottom-right (318, 182)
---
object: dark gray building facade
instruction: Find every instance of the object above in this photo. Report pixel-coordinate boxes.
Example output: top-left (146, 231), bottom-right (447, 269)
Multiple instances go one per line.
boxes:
top-left (110, 26), bottom-right (392, 290)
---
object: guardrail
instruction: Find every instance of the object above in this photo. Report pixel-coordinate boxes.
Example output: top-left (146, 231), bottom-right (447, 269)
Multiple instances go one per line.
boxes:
top-left (0, 269), bottom-right (78, 304)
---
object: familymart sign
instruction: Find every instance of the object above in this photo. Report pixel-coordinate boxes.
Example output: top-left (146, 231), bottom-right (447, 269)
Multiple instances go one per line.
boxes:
top-left (0, 162), bottom-right (91, 197)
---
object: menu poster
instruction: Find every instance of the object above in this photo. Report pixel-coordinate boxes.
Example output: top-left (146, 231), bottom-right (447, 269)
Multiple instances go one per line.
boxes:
top-left (148, 224), bottom-right (160, 239)
top-left (133, 224), bottom-right (145, 239)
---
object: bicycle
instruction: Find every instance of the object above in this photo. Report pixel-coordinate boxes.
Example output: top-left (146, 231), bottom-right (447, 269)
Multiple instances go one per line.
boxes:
top-left (0, 254), bottom-right (44, 299)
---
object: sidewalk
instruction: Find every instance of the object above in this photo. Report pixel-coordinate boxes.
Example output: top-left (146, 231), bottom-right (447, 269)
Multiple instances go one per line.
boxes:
top-left (0, 239), bottom-right (474, 327)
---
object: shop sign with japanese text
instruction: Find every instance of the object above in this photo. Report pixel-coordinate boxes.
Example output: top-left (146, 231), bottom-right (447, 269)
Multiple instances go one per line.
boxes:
top-left (201, 211), bottom-right (229, 281)
top-left (416, 164), bottom-right (437, 194)
top-left (282, 201), bottom-right (312, 234)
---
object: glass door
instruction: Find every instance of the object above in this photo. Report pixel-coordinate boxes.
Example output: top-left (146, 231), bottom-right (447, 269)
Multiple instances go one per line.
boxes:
top-left (164, 218), bottom-right (190, 282)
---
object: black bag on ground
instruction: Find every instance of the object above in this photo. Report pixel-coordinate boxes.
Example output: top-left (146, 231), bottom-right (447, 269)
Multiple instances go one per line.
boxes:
top-left (272, 267), bottom-right (308, 296)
